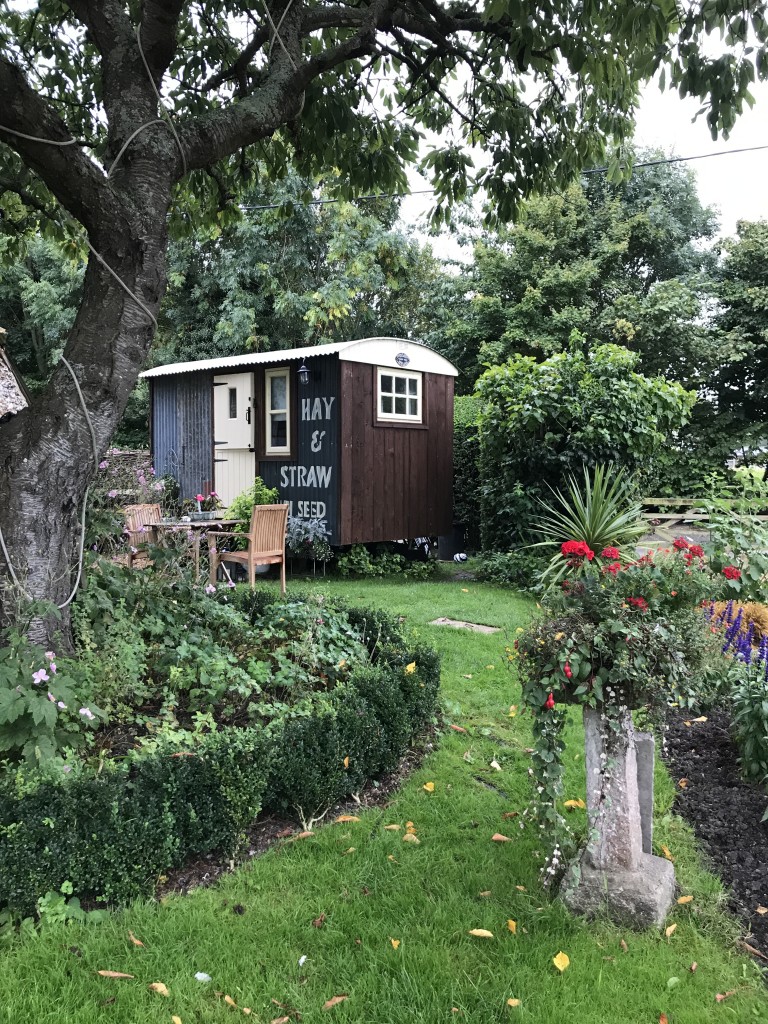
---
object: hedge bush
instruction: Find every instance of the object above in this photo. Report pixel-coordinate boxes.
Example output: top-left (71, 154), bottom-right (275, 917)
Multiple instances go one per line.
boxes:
top-left (453, 395), bottom-right (482, 551)
top-left (0, 592), bottom-right (441, 915)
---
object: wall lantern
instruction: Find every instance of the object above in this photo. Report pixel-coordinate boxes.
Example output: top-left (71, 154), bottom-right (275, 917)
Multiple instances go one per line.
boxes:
top-left (297, 362), bottom-right (310, 386)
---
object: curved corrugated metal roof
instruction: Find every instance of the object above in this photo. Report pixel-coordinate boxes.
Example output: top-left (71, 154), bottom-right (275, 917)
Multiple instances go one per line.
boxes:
top-left (140, 337), bottom-right (458, 378)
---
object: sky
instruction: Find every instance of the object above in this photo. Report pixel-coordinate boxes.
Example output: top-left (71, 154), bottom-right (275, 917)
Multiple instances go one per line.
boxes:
top-left (400, 77), bottom-right (768, 251)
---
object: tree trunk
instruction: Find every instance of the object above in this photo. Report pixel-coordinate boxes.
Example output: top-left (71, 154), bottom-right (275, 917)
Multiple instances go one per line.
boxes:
top-left (0, 195), bottom-right (170, 650)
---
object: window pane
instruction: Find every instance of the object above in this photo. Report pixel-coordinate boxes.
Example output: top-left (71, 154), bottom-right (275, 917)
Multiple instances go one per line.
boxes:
top-left (228, 388), bottom-right (237, 419)
top-left (270, 374), bottom-right (287, 410)
top-left (270, 412), bottom-right (287, 448)
top-left (381, 374), bottom-right (393, 394)
top-left (408, 398), bottom-right (418, 416)
top-left (408, 379), bottom-right (417, 396)
top-left (394, 376), bottom-right (406, 395)
top-left (381, 395), bottom-right (393, 414)
top-left (395, 396), bottom-right (407, 415)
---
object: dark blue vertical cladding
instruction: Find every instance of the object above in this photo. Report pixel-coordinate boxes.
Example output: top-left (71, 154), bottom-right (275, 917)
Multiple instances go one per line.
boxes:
top-left (260, 356), bottom-right (341, 543)
top-left (151, 371), bottom-right (213, 499)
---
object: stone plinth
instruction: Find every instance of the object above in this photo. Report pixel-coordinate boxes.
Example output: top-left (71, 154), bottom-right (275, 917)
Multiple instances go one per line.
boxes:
top-left (561, 707), bottom-right (675, 929)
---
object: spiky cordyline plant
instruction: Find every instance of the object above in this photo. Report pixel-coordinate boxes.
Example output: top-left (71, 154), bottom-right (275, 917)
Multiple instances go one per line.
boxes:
top-left (531, 464), bottom-right (647, 590)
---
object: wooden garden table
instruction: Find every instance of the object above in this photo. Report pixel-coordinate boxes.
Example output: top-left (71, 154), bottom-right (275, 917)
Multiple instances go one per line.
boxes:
top-left (155, 518), bottom-right (246, 580)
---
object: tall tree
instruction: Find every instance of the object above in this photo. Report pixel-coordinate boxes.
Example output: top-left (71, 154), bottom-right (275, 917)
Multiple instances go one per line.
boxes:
top-left (0, 1), bottom-right (765, 640)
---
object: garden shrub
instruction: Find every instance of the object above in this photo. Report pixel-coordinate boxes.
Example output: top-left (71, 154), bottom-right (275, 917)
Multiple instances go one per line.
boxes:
top-left (453, 395), bottom-right (482, 550)
top-left (475, 549), bottom-right (550, 589)
top-left (335, 544), bottom-right (436, 579)
top-left (475, 340), bottom-right (695, 550)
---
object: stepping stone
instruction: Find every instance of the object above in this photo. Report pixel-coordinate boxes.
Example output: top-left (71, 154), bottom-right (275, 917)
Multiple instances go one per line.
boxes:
top-left (429, 617), bottom-right (500, 634)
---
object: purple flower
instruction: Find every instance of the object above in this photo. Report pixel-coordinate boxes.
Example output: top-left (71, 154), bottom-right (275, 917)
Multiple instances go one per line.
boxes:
top-left (45, 651), bottom-right (55, 661)
top-left (47, 692), bottom-right (55, 702)
top-left (99, 460), bottom-right (108, 470)
top-left (108, 489), bottom-right (118, 498)
top-left (227, 580), bottom-right (236, 589)
top-left (49, 662), bottom-right (57, 674)
top-left (153, 481), bottom-right (164, 491)
top-left (149, 467), bottom-right (156, 476)
top-left (78, 707), bottom-right (95, 721)
top-left (57, 701), bottom-right (67, 710)
top-left (32, 668), bottom-right (49, 685)
top-left (205, 583), bottom-right (216, 595)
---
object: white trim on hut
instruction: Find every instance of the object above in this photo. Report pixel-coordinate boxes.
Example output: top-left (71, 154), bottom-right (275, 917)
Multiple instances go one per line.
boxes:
top-left (0, 330), bottom-right (29, 420)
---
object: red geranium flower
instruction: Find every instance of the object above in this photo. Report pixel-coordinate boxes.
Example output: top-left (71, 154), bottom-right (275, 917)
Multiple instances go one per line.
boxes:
top-left (673, 537), bottom-right (689, 551)
top-left (561, 539), bottom-right (594, 560)
top-left (723, 566), bottom-right (741, 581)
top-left (628, 596), bottom-right (649, 611)
top-left (601, 546), bottom-right (620, 560)
top-left (688, 544), bottom-right (704, 558)
top-left (602, 561), bottom-right (621, 576)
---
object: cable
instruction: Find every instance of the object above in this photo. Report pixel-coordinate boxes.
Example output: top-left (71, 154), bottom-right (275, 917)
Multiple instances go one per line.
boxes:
top-left (107, 118), bottom-right (167, 178)
top-left (0, 124), bottom-right (77, 145)
top-left (135, 24), bottom-right (187, 176)
top-left (83, 239), bottom-right (158, 327)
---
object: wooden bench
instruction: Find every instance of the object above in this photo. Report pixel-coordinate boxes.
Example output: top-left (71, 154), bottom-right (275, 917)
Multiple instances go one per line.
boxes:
top-left (641, 497), bottom-right (768, 543)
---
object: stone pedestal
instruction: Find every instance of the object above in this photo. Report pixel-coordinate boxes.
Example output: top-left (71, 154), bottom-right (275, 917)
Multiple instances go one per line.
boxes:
top-left (561, 708), bottom-right (675, 929)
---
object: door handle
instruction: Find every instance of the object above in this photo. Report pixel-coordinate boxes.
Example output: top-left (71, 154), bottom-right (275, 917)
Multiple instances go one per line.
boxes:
top-left (246, 407), bottom-right (251, 424)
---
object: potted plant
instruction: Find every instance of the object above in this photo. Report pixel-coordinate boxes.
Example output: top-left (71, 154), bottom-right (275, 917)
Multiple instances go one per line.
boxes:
top-left (286, 516), bottom-right (333, 569)
top-left (190, 491), bottom-right (223, 521)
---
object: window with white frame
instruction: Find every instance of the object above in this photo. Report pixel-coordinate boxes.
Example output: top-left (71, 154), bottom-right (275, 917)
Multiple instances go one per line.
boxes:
top-left (265, 367), bottom-right (290, 454)
top-left (377, 367), bottom-right (422, 422)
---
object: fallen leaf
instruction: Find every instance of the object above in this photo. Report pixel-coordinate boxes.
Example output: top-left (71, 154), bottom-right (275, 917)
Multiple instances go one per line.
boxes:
top-left (756, 906), bottom-right (768, 915)
top-left (423, 782), bottom-right (435, 793)
top-left (619, 939), bottom-right (628, 953)
top-left (406, 821), bottom-right (414, 828)
top-left (485, 664), bottom-right (495, 670)
top-left (390, 938), bottom-right (400, 950)
top-left (715, 991), bottom-right (737, 1002)
top-left (659, 1015), bottom-right (669, 1024)
top-left (387, 855), bottom-right (398, 862)
top-left (148, 982), bottom-right (170, 997)
top-left (468, 929), bottom-right (494, 938)
top-left (507, 919), bottom-right (517, 935)
top-left (667, 977), bottom-right (680, 990)
top-left (172, 1017), bottom-right (182, 1024)
top-left (677, 895), bottom-right (693, 905)
top-left (312, 914), bottom-right (326, 928)
top-left (335, 815), bottom-right (360, 823)
top-left (383, 824), bottom-right (401, 831)
top-left (508, 706), bottom-right (517, 717)
top-left (343, 756), bottom-right (349, 768)
top-left (276, 828), bottom-right (294, 838)
top-left (405, 662), bottom-right (417, 674)
top-left (97, 971), bottom-right (135, 979)
top-left (515, 886), bottom-right (526, 892)
top-left (461, 588), bottom-right (469, 593)
top-left (563, 799), bottom-right (586, 810)
top-left (462, 674), bottom-right (473, 679)
top-left (692, 716), bottom-right (708, 723)
top-left (128, 931), bottom-right (144, 947)
top-left (553, 951), bottom-right (570, 972)
top-left (502, 811), bottom-right (519, 820)
top-left (739, 940), bottom-right (768, 960)
top-left (271, 1018), bottom-right (290, 1024)
top-left (665, 924), bottom-right (677, 939)
top-left (223, 994), bottom-right (237, 1007)
top-left (684, 721), bottom-right (691, 727)
top-left (295, 831), bottom-right (314, 840)
top-left (271, 999), bottom-right (293, 1010)
top-left (678, 779), bottom-right (688, 789)
top-left (402, 833), bottom-right (420, 844)
top-left (243, 1008), bottom-right (252, 1016)
top-left (507, 998), bottom-right (521, 1008)
top-left (661, 845), bottom-right (674, 862)
top-left (478, 890), bottom-right (492, 898)
top-left (342, 847), bottom-right (356, 855)
top-left (491, 833), bottom-right (511, 842)
top-left (462, 750), bottom-right (474, 763)
top-left (450, 724), bottom-right (468, 733)
top-left (689, 962), bottom-right (698, 973)
top-left (323, 995), bottom-right (348, 1010)
top-left (490, 759), bottom-right (502, 771)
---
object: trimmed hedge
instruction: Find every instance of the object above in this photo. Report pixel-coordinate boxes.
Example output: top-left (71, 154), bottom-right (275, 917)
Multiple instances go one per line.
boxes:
top-left (0, 598), bottom-right (441, 915)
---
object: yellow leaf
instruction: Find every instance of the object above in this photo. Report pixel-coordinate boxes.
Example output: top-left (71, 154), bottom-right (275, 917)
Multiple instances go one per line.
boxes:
top-left (468, 929), bottom-right (494, 938)
top-left (678, 778), bottom-right (688, 788)
top-left (335, 815), bottom-right (360, 823)
top-left (148, 982), bottom-right (170, 997)
top-left (491, 833), bottom-right (511, 842)
top-left (128, 930), bottom-right (144, 947)
top-left (665, 923), bottom-right (677, 939)
top-left (384, 824), bottom-right (401, 831)
top-left (224, 994), bottom-right (238, 1007)
top-left (485, 664), bottom-right (495, 670)
top-left (554, 632), bottom-right (565, 641)
top-left (515, 886), bottom-right (526, 892)
top-left (507, 999), bottom-right (521, 1008)
top-left (97, 971), bottom-right (135, 979)
top-left (402, 833), bottom-right (420, 844)
top-left (423, 782), bottom-right (435, 793)
top-left (756, 906), bottom-right (768, 915)
top-left (390, 938), bottom-right (400, 950)
top-left (295, 831), bottom-right (314, 840)
top-left (172, 1017), bottom-right (183, 1024)
top-left (490, 759), bottom-right (502, 771)
top-left (507, 919), bottom-right (517, 935)
top-left (342, 847), bottom-right (356, 855)
top-left (553, 951), bottom-right (570, 973)
top-left (323, 994), bottom-right (348, 1010)
top-left (563, 799), bottom-right (586, 810)
top-left (692, 716), bottom-right (708, 723)
top-left (343, 756), bottom-right (350, 768)
top-left (461, 588), bottom-right (469, 592)
top-left (405, 662), bottom-right (417, 674)
top-left (406, 821), bottom-right (414, 828)
top-left (387, 855), bottom-right (397, 862)
top-left (478, 890), bottom-right (492, 897)
top-left (338, 659), bottom-right (347, 668)
top-left (661, 845), bottom-right (674, 862)
top-left (677, 895), bottom-right (693, 905)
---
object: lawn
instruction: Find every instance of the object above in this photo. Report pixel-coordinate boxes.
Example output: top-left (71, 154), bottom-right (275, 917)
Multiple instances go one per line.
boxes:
top-left (0, 576), bottom-right (766, 1024)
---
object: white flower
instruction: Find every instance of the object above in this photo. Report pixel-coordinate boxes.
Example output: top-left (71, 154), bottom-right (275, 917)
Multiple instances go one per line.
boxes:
top-left (194, 972), bottom-right (212, 983)
top-left (79, 707), bottom-right (95, 721)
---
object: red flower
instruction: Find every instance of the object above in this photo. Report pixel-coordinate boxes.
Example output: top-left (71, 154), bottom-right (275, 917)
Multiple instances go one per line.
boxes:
top-left (602, 561), bottom-right (621, 576)
top-left (723, 566), bottom-right (741, 581)
top-left (628, 596), bottom-right (649, 611)
top-left (601, 546), bottom-right (620, 560)
top-left (673, 537), bottom-right (689, 551)
top-left (561, 539), bottom-right (595, 561)
top-left (688, 544), bottom-right (704, 558)
top-left (563, 662), bottom-right (573, 679)
top-left (544, 692), bottom-right (555, 710)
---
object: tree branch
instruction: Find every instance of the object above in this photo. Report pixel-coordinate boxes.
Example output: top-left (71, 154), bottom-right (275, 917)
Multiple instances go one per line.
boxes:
top-left (139, 0), bottom-right (187, 83)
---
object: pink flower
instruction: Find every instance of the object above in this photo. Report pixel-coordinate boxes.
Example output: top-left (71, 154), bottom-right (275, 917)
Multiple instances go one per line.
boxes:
top-left (196, 494), bottom-right (205, 502)
top-left (108, 489), bottom-right (118, 498)
top-left (79, 707), bottom-right (95, 721)
top-left (45, 651), bottom-right (55, 660)
top-left (57, 701), bottom-right (67, 710)
top-left (47, 692), bottom-right (56, 702)
top-left (98, 460), bottom-right (108, 469)
top-left (205, 583), bottom-right (216, 595)
top-left (32, 668), bottom-right (49, 685)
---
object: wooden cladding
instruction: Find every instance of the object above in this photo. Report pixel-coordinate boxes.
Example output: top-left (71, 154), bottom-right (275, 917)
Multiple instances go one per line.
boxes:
top-left (339, 362), bottom-right (453, 544)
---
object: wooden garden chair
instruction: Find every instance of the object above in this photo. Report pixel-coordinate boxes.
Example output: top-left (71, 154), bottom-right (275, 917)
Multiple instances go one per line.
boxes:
top-left (123, 503), bottom-right (162, 568)
top-left (208, 503), bottom-right (289, 593)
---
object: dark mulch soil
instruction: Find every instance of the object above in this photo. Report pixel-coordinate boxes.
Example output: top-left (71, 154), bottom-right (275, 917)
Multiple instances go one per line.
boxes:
top-left (663, 707), bottom-right (768, 959)
top-left (154, 738), bottom-right (432, 901)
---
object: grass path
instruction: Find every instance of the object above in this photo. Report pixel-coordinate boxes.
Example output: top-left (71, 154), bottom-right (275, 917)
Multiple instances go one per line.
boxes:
top-left (0, 578), bottom-right (766, 1023)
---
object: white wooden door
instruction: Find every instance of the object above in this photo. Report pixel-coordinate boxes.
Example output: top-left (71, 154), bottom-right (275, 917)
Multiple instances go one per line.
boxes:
top-left (213, 372), bottom-right (255, 506)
